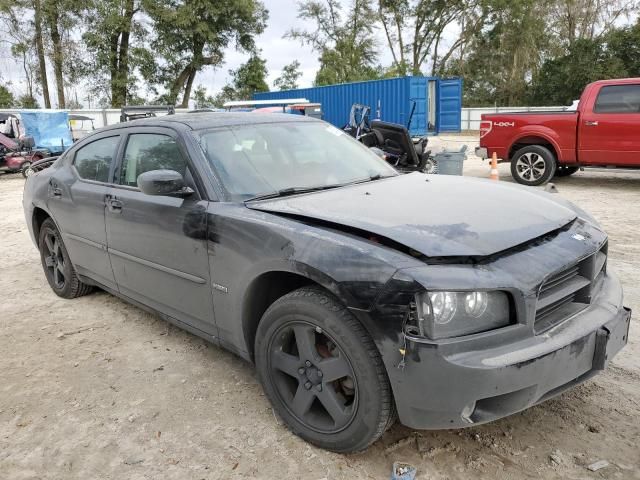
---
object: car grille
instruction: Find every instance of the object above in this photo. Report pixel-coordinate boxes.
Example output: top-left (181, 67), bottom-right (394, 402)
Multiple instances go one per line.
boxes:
top-left (534, 242), bottom-right (607, 333)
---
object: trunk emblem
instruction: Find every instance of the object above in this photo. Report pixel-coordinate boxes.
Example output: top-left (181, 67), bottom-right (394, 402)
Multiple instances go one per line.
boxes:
top-left (572, 233), bottom-right (586, 241)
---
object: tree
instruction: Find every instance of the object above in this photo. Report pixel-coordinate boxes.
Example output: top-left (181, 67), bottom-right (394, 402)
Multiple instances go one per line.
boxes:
top-left (191, 84), bottom-right (215, 108)
top-left (212, 54), bottom-right (269, 106)
top-left (548, 0), bottom-right (638, 49)
top-left (0, 1), bottom-right (45, 106)
top-left (82, 0), bottom-right (150, 107)
top-left (0, 84), bottom-right (15, 108)
top-left (378, 0), bottom-right (494, 76)
top-left (287, 0), bottom-right (380, 85)
top-left (40, 0), bottom-right (82, 108)
top-left (273, 60), bottom-right (302, 91)
top-left (443, 0), bottom-right (553, 106)
top-left (34, 0), bottom-right (51, 108)
top-left (606, 19), bottom-right (640, 76)
top-left (144, 0), bottom-right (268, 107)
top-left (17, 94), bottom-right (40, 108)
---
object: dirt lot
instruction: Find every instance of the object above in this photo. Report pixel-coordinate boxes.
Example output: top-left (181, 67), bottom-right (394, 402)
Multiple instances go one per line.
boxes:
top-left (1, 134), bottom-right (639, 479)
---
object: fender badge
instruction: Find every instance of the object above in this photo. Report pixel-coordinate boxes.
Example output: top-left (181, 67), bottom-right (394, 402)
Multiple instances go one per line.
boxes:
top-left (212, 282), bottom-right (228, 293)
top-left (572, 233), bottom-right (586, 241)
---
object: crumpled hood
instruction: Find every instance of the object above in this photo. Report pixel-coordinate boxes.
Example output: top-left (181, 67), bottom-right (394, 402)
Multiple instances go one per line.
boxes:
top-left (247, 173), bottom-right (578, 258)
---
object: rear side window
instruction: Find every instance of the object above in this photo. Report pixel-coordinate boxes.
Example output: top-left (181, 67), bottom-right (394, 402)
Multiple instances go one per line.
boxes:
top-left (73, 136), bottom-right (120, 182)
top-left (120, 134), bottom-right (188, 187)
top-left (594, 85), bottom-right (640, 113)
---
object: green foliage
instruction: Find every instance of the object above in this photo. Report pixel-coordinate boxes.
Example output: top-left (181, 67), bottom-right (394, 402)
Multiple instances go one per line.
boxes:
top-left (17, 94), bottom-right (39, 108)
top-left (191, 84), bottom-right (215, 108)
top-left (212, 54), bottom-right (269, 106)
top-left (273, 61), bottom-right (302, 91)
top-left (288, 0), bottom-right (381, 86)
top-left (529, 38), bottom-right (628, 105)
top-left (0, 85), bottom-right (15, 108)
top-left (82, 0), bottom-right (147, 107)
top-left (143, 0), bottom-right (268, 106)
top-left (606, 20), bottom-right (640, 77)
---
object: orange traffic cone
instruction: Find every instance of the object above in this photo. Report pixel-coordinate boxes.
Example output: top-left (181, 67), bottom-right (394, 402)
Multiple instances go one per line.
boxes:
top-left (490, 152), bottom-right (499, 181)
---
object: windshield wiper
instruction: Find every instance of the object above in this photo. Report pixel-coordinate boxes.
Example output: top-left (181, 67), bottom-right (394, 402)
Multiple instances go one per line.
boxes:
top-left (351, 173), bottom-right (395, 184)
top-left (245, 184), bottom-right (344, 203)
top-left (244, 174), bottom-right (395, 203)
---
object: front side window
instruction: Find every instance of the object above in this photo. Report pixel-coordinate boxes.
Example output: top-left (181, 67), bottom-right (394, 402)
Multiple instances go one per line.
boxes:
top-left (594, 85), bottom-right (640, 113)
top-left (73, 136), bottom-right (120, 182)
top-left (120, 134), bottom-right (188, 187)
top-left (196, 122), bottom-right (397, 200)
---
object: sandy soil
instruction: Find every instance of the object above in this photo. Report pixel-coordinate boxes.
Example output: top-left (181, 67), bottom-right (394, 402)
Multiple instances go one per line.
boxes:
top-left (1, 135), bottom-right (639, 479)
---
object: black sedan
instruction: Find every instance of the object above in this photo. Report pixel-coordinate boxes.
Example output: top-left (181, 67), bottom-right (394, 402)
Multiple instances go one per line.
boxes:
top-left (23, 113), bottom-right (630, 453)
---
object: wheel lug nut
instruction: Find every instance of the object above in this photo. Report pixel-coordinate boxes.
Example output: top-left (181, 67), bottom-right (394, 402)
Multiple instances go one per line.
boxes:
top-left (298, 367), bottom-right (305, 375)
top-left (316, 384), bottom-right (322, 392)
top-left (304, 381), bottom-right (312, 390)
top-left (317, 370), bottom-right (323, 377)
top-left (305, 360), bottom-right (311, 367)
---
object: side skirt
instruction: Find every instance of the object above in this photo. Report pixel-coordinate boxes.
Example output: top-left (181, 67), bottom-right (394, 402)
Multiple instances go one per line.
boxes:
top-left (78, 274), bottom-right (220, 347)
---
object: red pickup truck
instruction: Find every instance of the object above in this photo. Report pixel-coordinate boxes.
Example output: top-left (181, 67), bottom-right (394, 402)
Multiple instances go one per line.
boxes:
top-left (476, 78), bottom-right (640, 185)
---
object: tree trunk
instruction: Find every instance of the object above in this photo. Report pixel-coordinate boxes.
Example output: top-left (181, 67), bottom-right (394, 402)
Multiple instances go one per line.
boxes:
top-left (48, 9), bottom-right (65, 108)
top-left (168, 66), bottom-right (192, 105)
top-left (109, 34), bottom-right (120, 106)
top-left (181, 68), bottom-right (196, 108)
top-left (112, 0), bottom-right (134, 107)
top-left (34, 0), bottom-right (50, 108)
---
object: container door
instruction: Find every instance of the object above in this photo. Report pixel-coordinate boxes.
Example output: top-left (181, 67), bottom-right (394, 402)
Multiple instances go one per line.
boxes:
top-left (437, 78), bottom-right (462, 133)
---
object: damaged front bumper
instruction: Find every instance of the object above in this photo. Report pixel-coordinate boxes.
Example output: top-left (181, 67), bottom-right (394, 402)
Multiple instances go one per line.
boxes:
top-left (380, 272), bottom-right (630, 430)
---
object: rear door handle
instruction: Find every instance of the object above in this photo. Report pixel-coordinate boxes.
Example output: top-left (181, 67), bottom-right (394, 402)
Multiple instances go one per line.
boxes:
top-left (584, 120), bottom-right (599, 126)
top-left (105, 195), bottom-right (123, 213)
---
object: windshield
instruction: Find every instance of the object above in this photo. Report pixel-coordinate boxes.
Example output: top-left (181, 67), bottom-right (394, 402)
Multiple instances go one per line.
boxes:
top-left (195, 121), bottom-right (397, 200)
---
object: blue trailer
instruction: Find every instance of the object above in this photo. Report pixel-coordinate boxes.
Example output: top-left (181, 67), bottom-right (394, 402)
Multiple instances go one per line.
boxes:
top-left (253, 76), bottom-right (462, 136)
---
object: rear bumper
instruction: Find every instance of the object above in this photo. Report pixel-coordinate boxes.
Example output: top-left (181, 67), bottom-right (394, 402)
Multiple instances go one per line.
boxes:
top-left (474, 147), bottom-right (488, 159)
top-left (391, 274), bottom-right (630, 430)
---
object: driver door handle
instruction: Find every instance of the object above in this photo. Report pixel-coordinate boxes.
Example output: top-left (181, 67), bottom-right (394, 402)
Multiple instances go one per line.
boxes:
top-left (584, 120), bottom-right (599, 126)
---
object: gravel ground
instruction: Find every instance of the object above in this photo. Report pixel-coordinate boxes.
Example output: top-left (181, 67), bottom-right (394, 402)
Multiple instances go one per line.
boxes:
top-left (1, 134), bottom-right (639, 479)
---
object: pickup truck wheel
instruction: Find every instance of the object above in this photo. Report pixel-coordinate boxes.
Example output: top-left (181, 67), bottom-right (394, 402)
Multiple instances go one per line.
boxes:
top-left (511, 145), bottom-right (556, 186)
top-left (554, 166), bottom-right (579, 177)
top-left (255, 287), bottom-right (394, 453)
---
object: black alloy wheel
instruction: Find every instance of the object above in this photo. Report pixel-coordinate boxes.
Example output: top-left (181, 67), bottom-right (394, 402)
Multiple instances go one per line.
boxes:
top-left (38, 218), bottom-right (93, 298)
top-left (255, 287), bottom-right (394, 453)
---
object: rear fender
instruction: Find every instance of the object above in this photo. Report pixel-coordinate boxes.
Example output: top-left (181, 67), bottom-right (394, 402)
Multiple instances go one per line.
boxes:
top-left (509, 126), bottom-right (563, 162)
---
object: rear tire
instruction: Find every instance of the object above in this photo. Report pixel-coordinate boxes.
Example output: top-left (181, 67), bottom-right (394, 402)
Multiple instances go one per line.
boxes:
top-left (38, 218), bottom-right (93, 299)
top-left (255, 287), bottom-right (394, 453)
top-left (510, 145), bottom-right (556, 186)
top-left (554, 165), bottom-right (579, 177)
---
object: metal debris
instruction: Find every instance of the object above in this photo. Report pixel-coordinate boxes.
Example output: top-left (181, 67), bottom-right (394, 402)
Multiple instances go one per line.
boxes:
top-left (587, 460), bottom-right (609, 472)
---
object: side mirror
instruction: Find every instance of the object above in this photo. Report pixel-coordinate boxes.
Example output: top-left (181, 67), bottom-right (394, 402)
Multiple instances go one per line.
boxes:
top-left (137, 169), bottom-right (193, 197)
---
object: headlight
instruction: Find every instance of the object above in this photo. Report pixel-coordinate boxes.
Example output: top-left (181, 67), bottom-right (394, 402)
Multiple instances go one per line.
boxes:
top-left (409, 291), bottom-right (511, 339)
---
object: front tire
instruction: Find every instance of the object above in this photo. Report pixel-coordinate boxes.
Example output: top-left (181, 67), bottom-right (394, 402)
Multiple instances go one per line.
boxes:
top-left (38, 218), bottom-right (93, 298)
top-left (510, 145), bottom-right (556, 186)
top-left (255, 287), bottom-right (394, 453)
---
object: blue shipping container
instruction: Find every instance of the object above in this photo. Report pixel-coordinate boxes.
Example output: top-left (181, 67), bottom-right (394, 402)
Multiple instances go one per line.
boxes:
top-left (253, 76), bottom-right (462, 136)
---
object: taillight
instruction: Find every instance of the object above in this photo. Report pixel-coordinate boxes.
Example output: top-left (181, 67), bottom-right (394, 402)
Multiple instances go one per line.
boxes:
top-left (480, 120), bottom-right (493, 138)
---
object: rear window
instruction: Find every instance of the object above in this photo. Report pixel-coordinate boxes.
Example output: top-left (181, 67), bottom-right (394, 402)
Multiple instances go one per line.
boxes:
top-left (594, 85), bottom-right (640, 113)
top-left (73, 136), bottom-right (120, 182)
